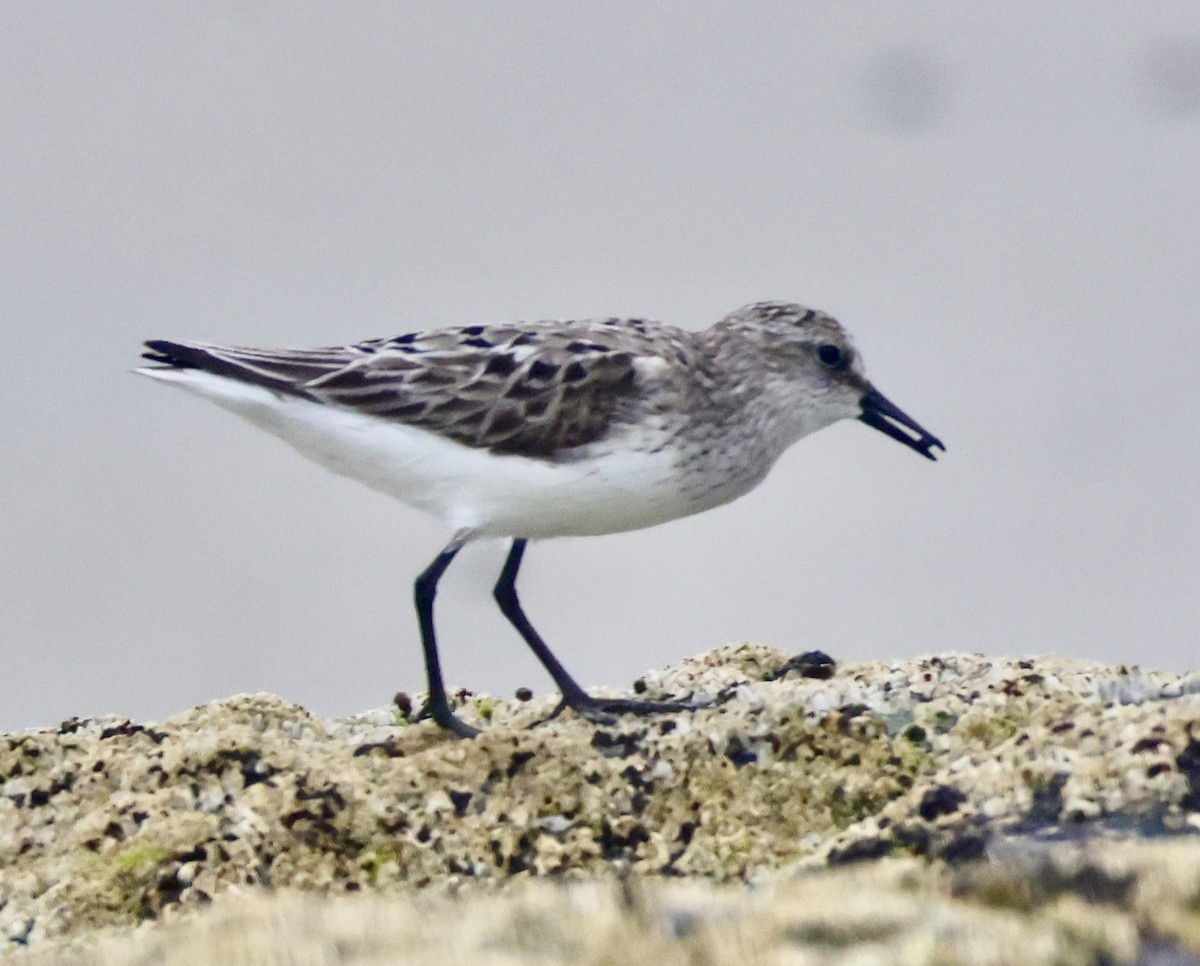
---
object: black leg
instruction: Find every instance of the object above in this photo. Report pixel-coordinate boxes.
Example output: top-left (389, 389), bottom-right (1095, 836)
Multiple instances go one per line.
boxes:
top-left (412, 536), bottom-right (478, 738)
top-left (492, 538), bottom-right (700, 724)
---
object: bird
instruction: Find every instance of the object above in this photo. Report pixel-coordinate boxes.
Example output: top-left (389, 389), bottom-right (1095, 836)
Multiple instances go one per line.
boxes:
top-left (137, 301), bottom-right (944, 737)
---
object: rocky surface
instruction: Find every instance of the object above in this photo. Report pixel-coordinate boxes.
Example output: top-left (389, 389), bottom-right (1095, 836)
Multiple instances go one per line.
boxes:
top-left (3, 645), bottom-right (1200, 963)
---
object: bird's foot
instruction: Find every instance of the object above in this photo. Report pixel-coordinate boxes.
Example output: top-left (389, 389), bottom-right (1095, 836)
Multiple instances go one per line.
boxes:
top-left (533, 692), bottom-right (709, 728)
top-left (410, 700), bottom-right (480, 739)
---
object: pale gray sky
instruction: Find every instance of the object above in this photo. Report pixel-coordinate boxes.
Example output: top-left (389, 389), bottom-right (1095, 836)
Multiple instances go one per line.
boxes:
top-left (2, 3), bottom-right (1198, 731)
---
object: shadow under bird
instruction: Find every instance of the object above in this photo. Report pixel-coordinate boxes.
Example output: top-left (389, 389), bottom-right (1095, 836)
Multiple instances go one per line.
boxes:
top-left (137, 301), bottom-right (944, 738)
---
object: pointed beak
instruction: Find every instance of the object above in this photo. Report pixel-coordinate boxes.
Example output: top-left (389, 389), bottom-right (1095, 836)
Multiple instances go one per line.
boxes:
top-left (858, 384), bottom-right (945, 461)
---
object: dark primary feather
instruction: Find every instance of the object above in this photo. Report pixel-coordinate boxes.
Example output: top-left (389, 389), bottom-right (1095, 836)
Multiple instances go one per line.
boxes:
top-left (141, 320), bottom-right (668, 457)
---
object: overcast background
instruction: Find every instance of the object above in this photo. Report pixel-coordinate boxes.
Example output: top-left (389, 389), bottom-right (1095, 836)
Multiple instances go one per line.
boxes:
top-left (2, 3), bottom-right (1198, 732)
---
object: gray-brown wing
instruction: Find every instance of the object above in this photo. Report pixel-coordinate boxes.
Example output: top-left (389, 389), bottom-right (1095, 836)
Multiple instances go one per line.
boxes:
top-left (142, 321), bottom-right (664, 456)
top-left (307, 331), bottom-right (643, 455)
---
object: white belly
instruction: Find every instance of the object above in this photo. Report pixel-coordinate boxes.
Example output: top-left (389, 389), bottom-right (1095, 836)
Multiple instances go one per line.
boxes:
top-left (140, 368), bottom-right (728, 538)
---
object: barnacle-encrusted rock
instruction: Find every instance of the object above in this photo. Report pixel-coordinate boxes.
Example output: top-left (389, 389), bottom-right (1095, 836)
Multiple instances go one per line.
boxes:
top-left (3, 645), bottom-right (1200, 963)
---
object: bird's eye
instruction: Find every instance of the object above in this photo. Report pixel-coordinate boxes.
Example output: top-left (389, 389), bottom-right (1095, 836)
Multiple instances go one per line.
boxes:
top-left (817, 344), bottom-right (847, 369)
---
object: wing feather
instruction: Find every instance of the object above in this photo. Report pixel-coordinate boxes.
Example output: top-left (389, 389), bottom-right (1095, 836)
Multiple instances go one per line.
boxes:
top-left (140, 319), bottom-right (678, 457)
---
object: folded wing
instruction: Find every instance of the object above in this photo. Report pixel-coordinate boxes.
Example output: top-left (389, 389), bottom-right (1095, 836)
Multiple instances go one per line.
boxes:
top-left (142, 322), bottom-right (648, 457)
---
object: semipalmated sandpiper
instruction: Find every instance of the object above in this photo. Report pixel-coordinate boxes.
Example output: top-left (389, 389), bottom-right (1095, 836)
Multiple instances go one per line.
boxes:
top-left (138, 301), bottom-right (944, 737)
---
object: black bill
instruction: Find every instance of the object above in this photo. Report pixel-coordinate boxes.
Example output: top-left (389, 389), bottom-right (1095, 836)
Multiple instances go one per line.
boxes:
top-left (858, 384), bottom-right (945, 461)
